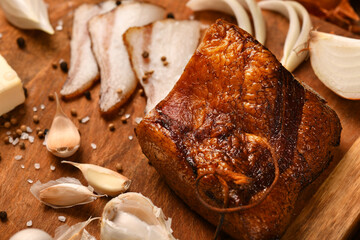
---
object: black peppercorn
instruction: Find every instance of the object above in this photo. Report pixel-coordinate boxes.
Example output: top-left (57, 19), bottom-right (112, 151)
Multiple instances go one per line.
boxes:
top-left (116, 0), bottom-right (121, 5)
top-left (0, 211), bottom-right (7, 222)
top-left (167, 13), bottom-right (175, 19)
top-left (16, 37), bottom-right (26, 49)
top-left (23, 87), bottom-right (28, 98)
top-left (84, 91), bottom-right (91, 100)
top-left (44, 128), bottom-right (49, 135)
top-left (60, 61), bottom-right (68, 73)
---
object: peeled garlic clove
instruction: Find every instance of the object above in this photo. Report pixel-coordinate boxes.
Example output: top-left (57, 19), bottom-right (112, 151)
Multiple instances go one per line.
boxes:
top-left (46, 93), bottom-right (80, 158)
top-left (62, 161), bottom-right (131, 197)
top-left (0, 0), bottom-right (54, 34)
top-left (54, 217), bottom-right (99, 240)
top-left (30, 177), bottom-right (102, 208)
top-left (10, 228), bottom-right (53, 240)
top-left (310, 31), bottom-right (360, 99)
top-left (101, 192), bottom-right (176, 240)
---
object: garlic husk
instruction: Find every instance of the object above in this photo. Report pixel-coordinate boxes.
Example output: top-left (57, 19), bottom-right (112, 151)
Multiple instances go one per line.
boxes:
top-left (10, 228), bottom-right (53, 240)
top-left (0, 0), bottom-right (54, 34)
top-left (101, 192), bottom-right (176, 240)
top-left (309, 31), bottom-right (360, 99)
top-left (46, 93), bottom-right (80, 158)
top-left (30, 177), bottom-right (103, 208)
top-left (62, 161), bottom-right (131, 197)
top-left (54, 217), bottom-right (99, 240)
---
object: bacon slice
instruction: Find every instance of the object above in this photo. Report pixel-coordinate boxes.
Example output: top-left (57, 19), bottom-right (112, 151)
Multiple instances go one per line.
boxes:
top-left (88, 2), bottom-right (165, 114)
top-left (60, 1), bottom-right (116, 99)
top-left (136, 20), bottom-right (341, 239)
top-left (124, 19), bottom-right (201, 113)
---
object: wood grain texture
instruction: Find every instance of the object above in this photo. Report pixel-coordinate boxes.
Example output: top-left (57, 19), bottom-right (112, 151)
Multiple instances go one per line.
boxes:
top-left (0, 0), bottom-right (359, 239)
top-left (283, 137), bottom-right (360, 240)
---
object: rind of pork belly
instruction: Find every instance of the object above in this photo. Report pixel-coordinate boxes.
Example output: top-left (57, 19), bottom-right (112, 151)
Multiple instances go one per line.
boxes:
top-left (136, 20), bottom-right (341, 240)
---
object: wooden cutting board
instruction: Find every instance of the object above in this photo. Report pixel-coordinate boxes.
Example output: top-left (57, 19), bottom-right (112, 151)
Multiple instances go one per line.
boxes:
top-left (0, 0), bottom-right (359, 239)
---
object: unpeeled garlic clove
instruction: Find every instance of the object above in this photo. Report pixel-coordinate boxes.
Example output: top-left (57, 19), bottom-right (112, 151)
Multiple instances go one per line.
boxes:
top-left (54, 217), bottom-right (99, 240)
top-left (46, 93), bottom-right (80, 158)
top-left (101, 192), bottom-right (176, 240)
top-left (0, 0), bottom-right (54, 34)
top-left (62, 161), bottom-right (131, 197)
top-left (10, 228), bottom-right (53, 240)
top-left (30, 177), bottom-right (103, 208)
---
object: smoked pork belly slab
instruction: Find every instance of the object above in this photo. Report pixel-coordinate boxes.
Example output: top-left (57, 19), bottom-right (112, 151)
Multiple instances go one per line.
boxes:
top-left (136, 20), bottom-right (341, 240)
top-left (88, 2), bottom-right (165, 114)
top-left (60, 1), bottom-right (116, 99)
top-left (124, 19), bottom-right (201, 113)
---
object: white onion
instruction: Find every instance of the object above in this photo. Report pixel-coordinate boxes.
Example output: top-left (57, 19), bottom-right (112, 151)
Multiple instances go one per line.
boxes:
top-left (186, 0), bottom-right (253, 35)
top-left (310, 31), bottom-right (360, 99)
top-left (259, 0), bottom-right (312, 72)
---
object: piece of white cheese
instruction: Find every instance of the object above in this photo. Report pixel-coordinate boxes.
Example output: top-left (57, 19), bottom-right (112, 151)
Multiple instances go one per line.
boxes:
top-left (0, 54), bottom-right (25, 115)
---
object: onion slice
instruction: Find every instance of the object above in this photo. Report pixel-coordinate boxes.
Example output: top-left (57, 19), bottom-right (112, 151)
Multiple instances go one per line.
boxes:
top-left (259, 0), bottom-right (312, 72)
top-left (240, 0), bottom-right (266, 44)
top-left (186, 0), bottom-right (253, 35)
top-left (309, 31), bottom-right (360, 99)
top-left (285, 1), bottom-right (312, 72)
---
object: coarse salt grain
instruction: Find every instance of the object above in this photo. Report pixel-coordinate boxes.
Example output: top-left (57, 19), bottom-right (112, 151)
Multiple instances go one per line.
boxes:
top-left (6, 131), bottom-right (11, 135)
top-left (26, 220), bottom-right (32, 227)
top-left (9, 136), bottom-right (13, 143)
top-left (81, 116), bottom-right (90, 123)
top-left (14, 155), bottom-right (22, 161)
top-left (124, 113), bottom-right (131, 119)
top-left (50, 165), bottom-right (55, 171)
top-left (56, 19), bottom-right (63, 31)
top-left (134, 117), bottom-right (143, 124)
top-left (12, 138), bottom-right (19, 145)
top-left (20, 164), bottom-right (25, 169)
top-left (58, 216), bottom-right (66, 222)
top-left (34, 163), bottom-right (40, 170)
top-left (128, 135), bottom-right (133, 141)
top-left (26, 126), bottom-right (33, 133)
top-left (43, 139), bottom-right (47, 146)
top-left (28, 136), bottom-right (34, 143)
top-left (91, 143), bottom-right (97, 150)
top-left (27, 179), bottom-right (33, 184)
top-left (20, 132), bottom-right (29, 140)
top-left (32, 106), bottom-right (37, 112)
top-left (40, 104), bottom-right (45, 110)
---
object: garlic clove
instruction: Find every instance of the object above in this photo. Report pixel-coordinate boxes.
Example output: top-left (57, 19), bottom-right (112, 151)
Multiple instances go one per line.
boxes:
top-left (309, 31), bottom-right (360, 99)
top-left (10, 228), bottom-right (53, 240)
top-left (54, 217), bottom-right (99, 240)
top-left (30, 177), bottom-right (103, 208)
top-left (0, 0), bottom-right (54, 34)
top-left (100, 192), bottom-right (176, 240)
top-left (46, 93), bottom-right (80, 158)
top-left (62, 161), bottom-right (131, 197)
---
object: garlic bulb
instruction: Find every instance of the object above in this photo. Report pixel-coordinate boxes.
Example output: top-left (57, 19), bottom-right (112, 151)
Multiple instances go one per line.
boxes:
top-left (10, 228), bottom-right (53, 240)
top-left (54, 217), bottom-right (99, 240)
top-left (309, 31), bottom-right (360, 99)
top-left (101, 192), bottom-right (176, 240)
top-left (62, 161), bottom-right (131, 197)
top-left (46, 93), bottom-right (80, 158)
top-left (0, 0), bottom-right (54, 34)
top-left (30, 177), bottom-right (103, 208)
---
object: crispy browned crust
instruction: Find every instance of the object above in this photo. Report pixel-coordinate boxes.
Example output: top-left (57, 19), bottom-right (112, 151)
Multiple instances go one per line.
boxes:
top-left (136, 20), bottom-right (341, 239)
